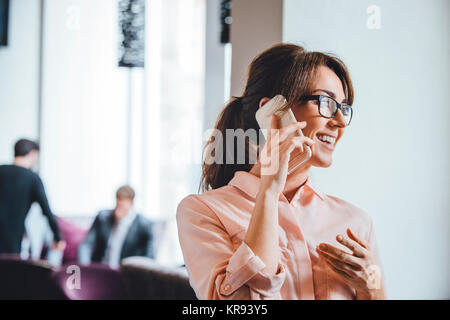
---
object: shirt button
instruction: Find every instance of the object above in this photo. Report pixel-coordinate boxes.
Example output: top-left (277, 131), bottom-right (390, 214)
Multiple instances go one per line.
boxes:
top-left (223, 284), bottom-right (231, 292)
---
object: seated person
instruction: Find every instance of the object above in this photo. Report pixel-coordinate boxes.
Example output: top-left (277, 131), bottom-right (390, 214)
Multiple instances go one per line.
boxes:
top-left (79, 185), bottom-right (154, 268)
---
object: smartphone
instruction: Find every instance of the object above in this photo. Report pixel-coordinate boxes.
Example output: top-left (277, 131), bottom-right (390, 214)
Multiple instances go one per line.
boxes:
top-left (255, 95), bottom-right (312, 174)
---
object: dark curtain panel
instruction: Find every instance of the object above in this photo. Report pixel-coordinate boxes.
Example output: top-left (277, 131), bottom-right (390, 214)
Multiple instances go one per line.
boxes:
top-left (0, 0), bottom-right (9, 46)
top-left (118, 0), bottom-right (145, 68)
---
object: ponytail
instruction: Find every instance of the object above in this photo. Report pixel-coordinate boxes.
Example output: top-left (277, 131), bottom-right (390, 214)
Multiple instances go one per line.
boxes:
top-left (200, 97), bottom-right (255, 192)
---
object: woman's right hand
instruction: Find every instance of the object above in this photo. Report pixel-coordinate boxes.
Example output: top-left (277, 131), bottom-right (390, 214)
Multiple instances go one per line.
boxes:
top-left (255, 115), bottom-right (315, 196)
top-left (246, 115), bottom-right (314, 275)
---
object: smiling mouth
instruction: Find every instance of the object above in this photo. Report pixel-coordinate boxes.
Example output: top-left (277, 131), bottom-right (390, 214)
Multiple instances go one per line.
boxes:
top-left (316, 133), bottom-right (336, 150)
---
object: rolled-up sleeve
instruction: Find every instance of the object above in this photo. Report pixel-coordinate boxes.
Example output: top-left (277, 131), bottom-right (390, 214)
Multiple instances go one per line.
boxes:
top-left (221, 241), bottom-right (285, 298)
top-left (176, 195), bottom-right (286, 300)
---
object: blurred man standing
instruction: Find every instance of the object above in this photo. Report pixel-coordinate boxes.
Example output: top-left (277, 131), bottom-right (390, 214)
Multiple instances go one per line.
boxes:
top-left (79, 185), bottom-right (155, 268)
top-left (0, 139), bottom-right (64, 254)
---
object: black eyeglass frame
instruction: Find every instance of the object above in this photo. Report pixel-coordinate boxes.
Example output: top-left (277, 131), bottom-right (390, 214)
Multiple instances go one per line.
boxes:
top-left (301, 94), bottom-right (353, 126)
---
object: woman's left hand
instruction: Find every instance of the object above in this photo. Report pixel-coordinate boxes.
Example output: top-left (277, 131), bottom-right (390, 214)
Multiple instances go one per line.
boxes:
top-left (316, 228), bottom-right (385, 300)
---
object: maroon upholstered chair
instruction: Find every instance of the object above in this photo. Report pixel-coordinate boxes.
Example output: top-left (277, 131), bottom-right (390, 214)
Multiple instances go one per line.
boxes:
top-left (56, 217), bottom-right (88, 264)
top-left (40, 217), bottom-right (88, 265)
top-left (0, 254), bottom-right (66, 299)
top-left (120, 257), bottom-right (197, 300)
top-left (51, 263), bottom-right (127, 300)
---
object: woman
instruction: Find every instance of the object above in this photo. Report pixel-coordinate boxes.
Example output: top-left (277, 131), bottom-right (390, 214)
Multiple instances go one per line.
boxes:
top-left (176, 44), bottom-right (385, 300)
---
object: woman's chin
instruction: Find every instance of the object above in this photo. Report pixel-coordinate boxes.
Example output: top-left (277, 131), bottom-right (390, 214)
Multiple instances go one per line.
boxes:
top-left (312, 154), bottom-right (333, 168)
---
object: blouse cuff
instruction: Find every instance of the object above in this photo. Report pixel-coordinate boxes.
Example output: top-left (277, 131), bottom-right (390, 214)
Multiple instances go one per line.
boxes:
top-left (219, 242), bottom-right (286, 298)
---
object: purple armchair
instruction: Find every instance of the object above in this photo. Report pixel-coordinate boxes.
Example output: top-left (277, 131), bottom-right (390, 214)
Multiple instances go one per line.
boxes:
top-left (0, 254), bottom-right (66, 299)
top-left (51, 263), bottom-right (127, 300)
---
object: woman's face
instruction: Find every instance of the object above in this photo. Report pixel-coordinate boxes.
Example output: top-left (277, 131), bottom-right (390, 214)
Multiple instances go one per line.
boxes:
top-left (292, 65), bottom-right (348, 168)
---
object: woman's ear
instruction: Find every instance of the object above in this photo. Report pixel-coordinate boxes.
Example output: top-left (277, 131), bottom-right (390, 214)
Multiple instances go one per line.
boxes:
top-left (258, 97), bottom-right (271, 108)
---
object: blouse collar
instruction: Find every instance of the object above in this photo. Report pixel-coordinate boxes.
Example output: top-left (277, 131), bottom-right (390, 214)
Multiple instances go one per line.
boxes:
top-left (228, 171), bottom-right (325, 203)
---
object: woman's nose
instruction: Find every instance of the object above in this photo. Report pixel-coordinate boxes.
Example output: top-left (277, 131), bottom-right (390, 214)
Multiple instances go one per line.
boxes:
top-left (330, 109), bottom-right (347, 128)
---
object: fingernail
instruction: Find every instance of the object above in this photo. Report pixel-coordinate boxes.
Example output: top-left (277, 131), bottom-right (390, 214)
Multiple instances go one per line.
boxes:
top-left (319, 243), bottom-right (326, 250)
top-left (337, 235), bottom-right (343, 241)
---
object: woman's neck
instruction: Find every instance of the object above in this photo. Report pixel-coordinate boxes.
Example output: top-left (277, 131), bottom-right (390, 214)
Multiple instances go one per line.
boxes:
top-left (249, 161), bottom-right (311, 201)
top-left (283, 165), bottom-right (310, 201)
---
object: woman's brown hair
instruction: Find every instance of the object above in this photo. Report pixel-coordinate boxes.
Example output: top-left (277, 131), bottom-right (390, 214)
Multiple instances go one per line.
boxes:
top-left (200, 43), bottom-right (354, 192)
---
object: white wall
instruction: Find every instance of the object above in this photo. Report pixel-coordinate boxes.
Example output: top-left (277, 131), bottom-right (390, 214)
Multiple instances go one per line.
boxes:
top-left (230, 0), bottom-right (283, 97)
top-left (0, 0), bottom-right (40, 163)
top-left (284, 0), bottom-right (450, 299)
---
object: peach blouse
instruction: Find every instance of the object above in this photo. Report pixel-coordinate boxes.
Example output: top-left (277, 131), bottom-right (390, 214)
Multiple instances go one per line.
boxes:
top-left (176, 171), bottom-right (383, 300)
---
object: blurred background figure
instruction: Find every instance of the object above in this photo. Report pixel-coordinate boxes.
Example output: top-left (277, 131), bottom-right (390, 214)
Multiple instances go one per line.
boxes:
top-left (0, 139), bottom-right (65, 255)
top-left (79, 185), bottom-right (154, 268)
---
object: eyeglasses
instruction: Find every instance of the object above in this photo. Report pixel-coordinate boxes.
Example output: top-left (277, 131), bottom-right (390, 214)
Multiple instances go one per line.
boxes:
top-left (301, 95), bottom-right (353, 126)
